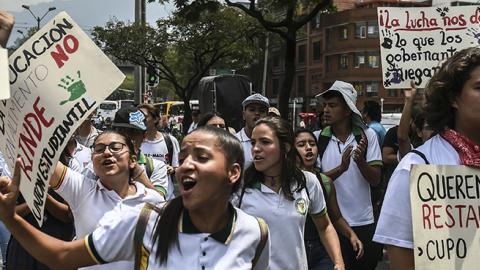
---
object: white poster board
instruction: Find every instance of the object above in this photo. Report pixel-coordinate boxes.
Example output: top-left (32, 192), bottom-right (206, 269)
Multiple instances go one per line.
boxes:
top-left (0, 48), bottom-right (9, 99)
top-left (378, 6), bottom-right (480, 88)
top-left (410, 164), bottom-right (480, 270)
top-left (0, 11), bottom-right (125, 226)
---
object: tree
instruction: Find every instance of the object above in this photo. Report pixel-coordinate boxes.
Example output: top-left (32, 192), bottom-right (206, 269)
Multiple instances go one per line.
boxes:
top-left (92, 6), bottom-right (262, 133)
top-left (156, 0), bottom-right (335, 119)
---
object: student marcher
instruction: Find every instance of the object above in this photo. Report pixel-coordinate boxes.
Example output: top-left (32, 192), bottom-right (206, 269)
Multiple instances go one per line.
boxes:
top-left (75, 110), bottom-right (101, 148)
top-left (0, 126), bottom-right (270, 270)
top-left (83, 106), bottom-right (170, 198)
top-left (187, 109), bottom-right (200, 133)
top-left (295, 128), bottom-right (364, 269)
top-left (362, 101), bottom-right (386, 146)
top-left (236, 117), bottom-right (344, 270)
top-left (374, 47), bottom-right (480, 270)
top-left (197, 111), bottom-right (227, 130)
top-left (139, 104), bottom-right (179, 198)
top-left (315, 81), bottom-right (382, 270)
top-left (235, 93), bottom-right (269, 168)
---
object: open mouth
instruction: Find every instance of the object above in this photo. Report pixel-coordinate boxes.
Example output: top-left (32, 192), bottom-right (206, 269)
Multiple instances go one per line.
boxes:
top-left (102, 159), bottom-right (115, 166)
top-left (253, 156), bottom-right (264, 161)
top-left (182, 178), bottom-right (197, 191)
top-left (305, 152), bottom-right (315, 158)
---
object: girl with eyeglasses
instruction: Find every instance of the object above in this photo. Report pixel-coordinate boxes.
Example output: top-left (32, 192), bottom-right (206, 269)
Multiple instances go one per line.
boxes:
top-left (0, 126), bottom-right (269, 269)
top-left (34, 130), bottom-right (163, 270)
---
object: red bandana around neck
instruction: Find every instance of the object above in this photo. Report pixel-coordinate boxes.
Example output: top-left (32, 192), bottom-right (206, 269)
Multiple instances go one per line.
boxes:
top-left (441, 128), bottom-right (480, 168)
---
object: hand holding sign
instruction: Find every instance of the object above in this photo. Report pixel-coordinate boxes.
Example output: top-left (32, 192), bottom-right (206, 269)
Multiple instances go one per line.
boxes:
top-left (0, 158), bottom-right (21, 221)
top-left (0, 11), bottom-right (14, 48)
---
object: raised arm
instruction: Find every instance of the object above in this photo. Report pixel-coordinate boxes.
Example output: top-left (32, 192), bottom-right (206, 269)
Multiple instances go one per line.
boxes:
top-left (398, 81), bottom-right (417, 158)
top-left (0, 159), bottom-right (95, 270)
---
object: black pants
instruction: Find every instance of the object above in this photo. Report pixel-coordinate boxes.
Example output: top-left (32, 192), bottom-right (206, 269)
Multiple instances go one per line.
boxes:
top-left (340, 223), bottom-right (381, 270)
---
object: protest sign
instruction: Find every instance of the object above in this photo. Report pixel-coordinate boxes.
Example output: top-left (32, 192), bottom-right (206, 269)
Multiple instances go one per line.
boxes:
top-left (378, 6), bottom-right (480, 88)
top-left (0, 48), bottom-right (9, 99)
top-left (0, 11), bottom-right (125, 226)
top-left (410, 165), bottom-right (480, 270)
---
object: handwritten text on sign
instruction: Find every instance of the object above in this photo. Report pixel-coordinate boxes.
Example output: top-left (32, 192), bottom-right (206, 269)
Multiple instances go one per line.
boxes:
top-left (410, 165), bottom-right (480, 270)
top-left (0, 11), bottom-right (125, 226)
top-left (378, 6), bottom-right (480, 88)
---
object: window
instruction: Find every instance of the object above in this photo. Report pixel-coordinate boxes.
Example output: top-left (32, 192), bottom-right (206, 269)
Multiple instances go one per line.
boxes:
top-left (388, 89), bottom-right (397, 97)
top-left (297, 75), bottom-right (306, 95)
top-left (366, 82), bottom-right (379, 97)
top-left (313, 41), bottom-right (321, 61)
top-left (367, 52), bottom-right (380, 68)
top-left (355, 22), bottom-right (367, 38)
top-left (354, 52), bottom-right (365, 68)
top-left (311, 73), bottom-right (321, 83)
top-left (326, 57), bottom-right (331, 72)
top-left (273, 51), bottom-right (281, 68)
top-left (339, 27), bottom-right (348, 40)
top-left (353, 82), bottom-right (364, 96)
top-left (310, 12), bottom-right (321, 29)
top-left (273, 78), bottom-right (279, 96)
top-left (298, 44), bottom-right (306, 64)
top-left (340, 54), bottom-right (348, 69)
top-left (367, 21), bottom-right (379, 38)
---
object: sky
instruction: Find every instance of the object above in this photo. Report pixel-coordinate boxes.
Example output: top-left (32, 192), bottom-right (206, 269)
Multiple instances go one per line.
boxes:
top-left (2, 0), bottom-right (174, 47)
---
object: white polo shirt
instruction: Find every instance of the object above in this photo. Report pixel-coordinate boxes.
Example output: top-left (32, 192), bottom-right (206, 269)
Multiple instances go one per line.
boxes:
top-left (235, 128), bottom-right (253, 169)
top-left (374, 135), bottom-right (460, 249)
top-left (317, 126), bottom-right (382, 227)
top-left (54, 168), bottom-right (164, 270)
top-left (86, 203), bottom-right (270, 270)
top-left (236, 171), bottom-right (326, 270)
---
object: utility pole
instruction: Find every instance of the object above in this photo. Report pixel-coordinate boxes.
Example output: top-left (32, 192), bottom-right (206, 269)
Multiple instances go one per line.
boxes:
top-left (134, 0), bottom-right (146, 105)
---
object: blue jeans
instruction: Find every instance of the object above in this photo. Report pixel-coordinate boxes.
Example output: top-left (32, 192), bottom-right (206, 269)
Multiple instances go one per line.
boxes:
top-left (0, 221), bottom-right (10, 269)
top-left (305, 238), bottom-right (334, 270)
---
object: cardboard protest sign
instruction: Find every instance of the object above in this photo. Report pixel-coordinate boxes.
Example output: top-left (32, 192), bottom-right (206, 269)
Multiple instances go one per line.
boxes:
top-left (410, 165), bottom-right (480, 270)
top-left (0, 48), bottom-right (9, 99)
top-left (378, 6), bottom-right (480, 88)
top-left (0, 11), bottom-right (125, 226)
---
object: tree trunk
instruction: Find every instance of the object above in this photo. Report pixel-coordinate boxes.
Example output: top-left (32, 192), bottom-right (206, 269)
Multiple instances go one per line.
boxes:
top-left (278, 31), bottom-right (297, 122)
top-left (182, 94), bottom-right (192, 135)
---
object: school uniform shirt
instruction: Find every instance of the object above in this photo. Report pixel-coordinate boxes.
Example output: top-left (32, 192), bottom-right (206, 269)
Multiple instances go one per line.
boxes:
top-left (236, 171), bottom-right (327, 270)
top-left (235, 128), bottom-right (253, 169)
top-left (81, 152), bottom-right (170, 199)
top-left (53, 168), bottom-right (165, 270)
top-left (317, 126), bottom-right (382, 227)
top-left (373, 135), bottom-right (460, 249)
top-left (85, 202), bottom-right (270, 270)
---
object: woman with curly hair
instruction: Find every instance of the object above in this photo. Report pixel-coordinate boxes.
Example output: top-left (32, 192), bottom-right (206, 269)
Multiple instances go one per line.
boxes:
top-left (373, 47), bottom-right (480, 270)
top-left (236, 117), bottom-right (344, 270)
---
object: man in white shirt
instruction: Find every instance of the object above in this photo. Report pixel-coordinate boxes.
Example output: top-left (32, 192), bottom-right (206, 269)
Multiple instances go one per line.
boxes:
top-left (315, 80), bottom-right (382, 270)
top-left (235, 93), bottom-right (269, 169)
top-left (187, 109), bottom-right (200, 133)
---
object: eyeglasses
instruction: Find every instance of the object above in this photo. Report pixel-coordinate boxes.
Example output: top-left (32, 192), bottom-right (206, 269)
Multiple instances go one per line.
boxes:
top-left (92, 142), bottom-right (127, 155)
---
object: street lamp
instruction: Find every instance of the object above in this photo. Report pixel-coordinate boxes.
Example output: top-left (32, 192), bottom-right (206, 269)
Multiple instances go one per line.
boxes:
top-left (21, 5), bottom-right (57, 30)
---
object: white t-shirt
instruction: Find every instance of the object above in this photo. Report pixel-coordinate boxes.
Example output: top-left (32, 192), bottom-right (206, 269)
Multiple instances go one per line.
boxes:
top-left (140, 133), bottom-right (180, 167)
top-left (373, 135), bottom-right (460, 249)
top-left (85, 203), bottom-right (270, 270)
top-left (317, 126), bottom-right (382, 226)
top-left (73, 142), bottom-right (92, 169)
top-left (55, 168), bottom-right (164, 270)
top-left (235, 128), bottom-right (253, 169)
top-left (236, 171), bottom-right (326, 270)
top-left (76, 126), bottom-right (101, 148)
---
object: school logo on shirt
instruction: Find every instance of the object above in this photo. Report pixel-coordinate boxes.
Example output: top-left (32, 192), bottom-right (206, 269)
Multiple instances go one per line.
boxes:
top-left (295, 198), bottom-right (307, 215)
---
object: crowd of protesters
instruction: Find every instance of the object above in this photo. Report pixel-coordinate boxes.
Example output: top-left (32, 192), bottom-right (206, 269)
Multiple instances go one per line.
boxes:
top-left (2, 10), bottom-right (480, 270)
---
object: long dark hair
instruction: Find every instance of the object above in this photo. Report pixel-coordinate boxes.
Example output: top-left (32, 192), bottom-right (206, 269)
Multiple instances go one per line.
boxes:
top-left (424, 47), bottom-right (480, 133)
top-left (241, 117), bottom-right (306, 202)
top-left (152, 126), bottom-right (244, 264)
top-left (294, 128), bottom-right (319, 169)
top-left (91, 130), bottom-right (136, 179)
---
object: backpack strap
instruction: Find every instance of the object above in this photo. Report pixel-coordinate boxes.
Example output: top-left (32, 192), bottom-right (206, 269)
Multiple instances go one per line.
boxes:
top-left (410, 149), bottom-right (430, 164)
top-left (252, 217), bottom-right (269, 268)
top-left (161, 132), bottom-right (174, 166)
top-left (145, 156), bottom-right (154, 179)
top-left (134, 203), bottom-right (155, 270)
top-left (317, 134), bottom-right (331, 162)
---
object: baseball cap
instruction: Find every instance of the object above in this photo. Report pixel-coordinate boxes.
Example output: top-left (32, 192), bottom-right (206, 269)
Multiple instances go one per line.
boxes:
top-left (315, 81), bottom-right (367, 129)
top-left (268, 107), bottom-right (281, 117)
top-left (112, 106), bottom-right (147, 131)
top-left (242, 93), bottom-right (270, 110)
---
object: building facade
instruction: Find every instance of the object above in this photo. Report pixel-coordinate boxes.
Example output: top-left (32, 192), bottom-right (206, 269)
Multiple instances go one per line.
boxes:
top-left (267, 0), bottom-right (431, 114)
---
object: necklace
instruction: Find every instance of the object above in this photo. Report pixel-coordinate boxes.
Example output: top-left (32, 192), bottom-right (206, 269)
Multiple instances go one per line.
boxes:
top-left (264, 174), bottom-right (281, 186)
